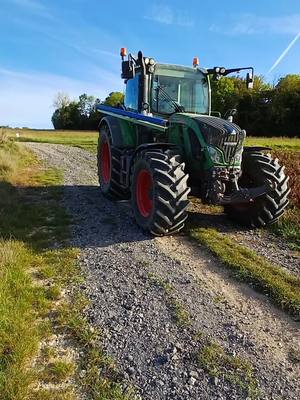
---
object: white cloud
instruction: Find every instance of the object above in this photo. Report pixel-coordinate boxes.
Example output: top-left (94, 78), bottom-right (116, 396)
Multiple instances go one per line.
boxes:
top-left (0, 68), bottom-right (122, 129)
top-left (144, 4), bottom-right (194, 27)
top-left (145, 4), bottom-right (173, 25)
top-left (210, 13), bottom-right (300, 36)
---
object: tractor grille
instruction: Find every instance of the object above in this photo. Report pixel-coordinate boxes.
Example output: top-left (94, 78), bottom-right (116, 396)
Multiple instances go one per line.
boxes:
top-left (195, 116), bottom-right (245, 163)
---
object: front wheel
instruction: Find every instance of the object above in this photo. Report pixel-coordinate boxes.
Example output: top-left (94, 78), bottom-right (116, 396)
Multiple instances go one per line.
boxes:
top-left (224, 151), bottom-right (290, 227)
top-left (131, 149), bottom-right (190, 235)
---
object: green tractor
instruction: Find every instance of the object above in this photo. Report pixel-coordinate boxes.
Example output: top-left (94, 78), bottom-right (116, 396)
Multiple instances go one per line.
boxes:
top-left (96, 49), bottom-right (290, 235)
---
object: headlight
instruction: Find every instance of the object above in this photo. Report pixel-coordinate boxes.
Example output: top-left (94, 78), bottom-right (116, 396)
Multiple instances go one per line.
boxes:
top-left (207, 146), bottom-right (223, 163)
top-left (234, 147), bottom-right (243, 164)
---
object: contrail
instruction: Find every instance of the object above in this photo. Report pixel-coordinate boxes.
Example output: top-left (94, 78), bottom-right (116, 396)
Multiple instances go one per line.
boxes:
top-left (267, 31), bottom-right (300, 74)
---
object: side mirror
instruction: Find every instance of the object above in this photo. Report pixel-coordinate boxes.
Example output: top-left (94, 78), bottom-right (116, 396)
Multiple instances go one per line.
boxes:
top-left (246, 72), bottom-right (254, 89)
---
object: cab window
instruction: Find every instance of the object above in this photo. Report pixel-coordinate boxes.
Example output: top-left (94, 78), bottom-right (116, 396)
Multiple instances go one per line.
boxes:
top-left (125, 75), bottom-right (140, 111)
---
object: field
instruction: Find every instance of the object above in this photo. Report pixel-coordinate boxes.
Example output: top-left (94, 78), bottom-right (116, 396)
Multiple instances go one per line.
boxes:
top-left (5, 127), bottom-right (300, 152)
top-left (5, 128), bottom-right (98, 153)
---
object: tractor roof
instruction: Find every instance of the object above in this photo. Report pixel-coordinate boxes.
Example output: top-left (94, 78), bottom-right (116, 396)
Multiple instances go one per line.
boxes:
top-left (154, 63), bottom-right (208, 75)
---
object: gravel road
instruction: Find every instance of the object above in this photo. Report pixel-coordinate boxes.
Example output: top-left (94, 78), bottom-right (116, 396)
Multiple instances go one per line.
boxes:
top-left (26, 143), bottom-right (300, 400)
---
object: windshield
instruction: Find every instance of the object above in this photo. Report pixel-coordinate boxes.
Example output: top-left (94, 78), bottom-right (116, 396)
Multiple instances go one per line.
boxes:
top-left (151, 65), bottom-right (209, 115)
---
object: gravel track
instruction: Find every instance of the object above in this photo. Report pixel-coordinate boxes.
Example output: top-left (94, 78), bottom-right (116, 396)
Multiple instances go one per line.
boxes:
top-left (25, 143), bottom-right (300, 400)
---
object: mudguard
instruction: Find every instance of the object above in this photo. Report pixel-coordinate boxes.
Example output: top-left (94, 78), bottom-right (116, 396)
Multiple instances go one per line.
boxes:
top-left (243, 146), bottom-right (271, 152)
top-left (99, 116), bottom-right (136, 148)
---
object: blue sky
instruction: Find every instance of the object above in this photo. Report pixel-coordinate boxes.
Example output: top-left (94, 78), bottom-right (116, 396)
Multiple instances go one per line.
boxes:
top-left (0, 0), bottom-right (299, 128)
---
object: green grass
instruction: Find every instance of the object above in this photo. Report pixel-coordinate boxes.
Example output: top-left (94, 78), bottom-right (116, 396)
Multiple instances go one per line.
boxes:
top-left (29, 388), bottom-right (76, 400)
top-left (269, 207), bottom-right (300, 251)
top-left (6, 128), bottom-right (98, 153)
top-left (42, 361), bottom-right (75, 383)
top-left (189, 227), bottom-right (300, 316)
top-left (245, 136), bottom-right (300, 151)
top-left (0, 141), bottom-right (74, 399)
top-left (147, 273), bottom-right (190, 326)
top-left (0, 241), bottom-right (44, 399)
top-left (198, 342), bottom-right (258, 398)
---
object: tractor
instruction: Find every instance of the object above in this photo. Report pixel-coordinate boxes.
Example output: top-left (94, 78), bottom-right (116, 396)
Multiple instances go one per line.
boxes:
top-left (96, 49), bottom-right (290, 235)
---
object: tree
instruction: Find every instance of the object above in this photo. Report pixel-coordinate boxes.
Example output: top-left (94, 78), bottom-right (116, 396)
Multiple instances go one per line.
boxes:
top-left (78, 93), bottom-right (96, 117)
top-left (52, 101), bottom-right (81, 130)
top-left (103, 92), bottom-right (124, 107)
top-left (271, 75), bottom-right (300, 136)
top-left (53, 92), bottom-right (71, 109)
top-left (52, 93), bottom-right (102, 130)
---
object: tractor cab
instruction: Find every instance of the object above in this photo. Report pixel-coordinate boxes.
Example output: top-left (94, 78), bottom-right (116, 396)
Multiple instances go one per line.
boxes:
top-left (151, 64), bottom-right (210, 116)
top-left (121, 49), bottom-right (253, 120)
top-left (122, 50), bottom-right (210, 117)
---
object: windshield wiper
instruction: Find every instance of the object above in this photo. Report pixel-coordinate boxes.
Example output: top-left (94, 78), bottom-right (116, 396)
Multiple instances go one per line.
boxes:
top-left (156, 85), bottom-right (185, 113)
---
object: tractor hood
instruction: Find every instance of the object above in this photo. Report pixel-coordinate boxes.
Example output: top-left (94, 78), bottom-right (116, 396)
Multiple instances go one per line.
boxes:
top-left (183, 114), bottom-right (244, 144)
top-left (193, 115), bottom-right (246, 163)
top-left (170, 113), bottom-right (246, 164)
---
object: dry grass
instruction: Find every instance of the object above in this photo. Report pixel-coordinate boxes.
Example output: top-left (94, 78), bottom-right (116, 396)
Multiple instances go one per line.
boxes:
top-left (0, 127), bottom-right (8, 144)
top-left (267, 150), bottom-right (300, 250)
top-left (272, 150), bottom-right (300, 207)
top-left (246, 136), bottom-right (300, 151)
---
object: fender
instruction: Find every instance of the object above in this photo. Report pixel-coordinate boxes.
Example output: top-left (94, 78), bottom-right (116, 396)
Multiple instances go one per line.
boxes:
top-left (99, 116), bottom-right (136, 148)
top-left (121, 142), bottom-right (178, 189)
top-left (243, 146), bottom-right (271, 152)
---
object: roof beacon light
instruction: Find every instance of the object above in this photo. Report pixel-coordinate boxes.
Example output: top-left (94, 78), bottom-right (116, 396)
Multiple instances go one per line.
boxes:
top-left (193, 57), bottom-right (199, 67)
top-left (120, 47), bottom-right (127, 60)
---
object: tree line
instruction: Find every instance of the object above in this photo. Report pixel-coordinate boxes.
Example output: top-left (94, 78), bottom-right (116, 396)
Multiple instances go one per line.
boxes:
top-left (51, 92), bottom-right (124, 130)
top-left (211, 74), bottom-right (300, 137)
top-left (52, 74), bottom-right (300, 137)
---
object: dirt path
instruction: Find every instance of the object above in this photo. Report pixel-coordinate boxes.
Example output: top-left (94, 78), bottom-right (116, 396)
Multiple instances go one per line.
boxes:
top-left (25, 143), bottom-right (300, 400)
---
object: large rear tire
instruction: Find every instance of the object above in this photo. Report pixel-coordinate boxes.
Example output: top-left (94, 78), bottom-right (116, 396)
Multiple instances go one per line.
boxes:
top-left (97, 124), bottom-right (129, 200)
top-left (131, 149), bottom-right (190, 235)
top-left (225, 151), bottom-right (290, 227)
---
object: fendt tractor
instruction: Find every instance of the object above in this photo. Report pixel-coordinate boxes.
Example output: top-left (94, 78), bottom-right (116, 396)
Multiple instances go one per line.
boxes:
top-left (96, 48), bottom-right (290, 235)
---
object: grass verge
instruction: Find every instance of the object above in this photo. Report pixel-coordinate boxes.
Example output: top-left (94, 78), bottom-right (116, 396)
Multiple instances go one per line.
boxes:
top-left (188, 227), bottom-right (300, 316)
top-left (0, 140), bottom-right (132, 399)
top-left (197, 341), bottom-right (258, 398)
top-left (269, 206), bottom-right (300, 251)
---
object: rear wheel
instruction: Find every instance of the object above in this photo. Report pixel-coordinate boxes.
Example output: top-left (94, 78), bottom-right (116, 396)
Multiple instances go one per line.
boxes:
top-left (225, 151), bottom-right (290, 227)
top-left (97, 124), bottom-right (129, 199)
top-left (131, 149), bottom-right (190, 235)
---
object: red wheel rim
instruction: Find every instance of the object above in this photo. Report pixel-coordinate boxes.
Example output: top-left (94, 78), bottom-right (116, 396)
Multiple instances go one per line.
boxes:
top-left (136, 169), bottom-right (153, 217)
top-left (101, 139), bottom-right (111, 184)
